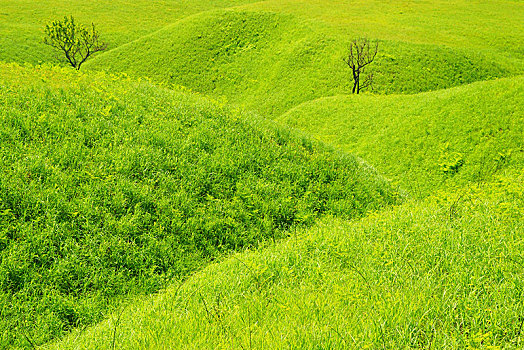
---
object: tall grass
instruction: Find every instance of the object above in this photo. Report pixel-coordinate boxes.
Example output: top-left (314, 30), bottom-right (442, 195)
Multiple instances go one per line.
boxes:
top-left (0, 0), bottom-right (522, 348)
top-left (279, 76), bottom-right (524, 197)
top-left (47, 171), bottom-right (524, 349)
top-left (0, 63), bottom-right (398, 348)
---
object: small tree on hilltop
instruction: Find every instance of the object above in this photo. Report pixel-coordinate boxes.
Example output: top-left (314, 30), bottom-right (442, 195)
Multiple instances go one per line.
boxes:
top-left (44, 16), bottom-right (106, 70)
top-left (343, 38), bottom-right (379, 94)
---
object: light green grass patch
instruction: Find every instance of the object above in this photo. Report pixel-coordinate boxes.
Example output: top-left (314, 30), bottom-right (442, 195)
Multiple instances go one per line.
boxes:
top-left (0, 1), bottom-right (522, 348)
top-left (240, 0), bottom-right (524, 58)
top-left (0, 0), bottom-right (259, 65)
top-left (279, 76), bottom-right (524, 197)
top-left (85, 8), bottom-right (521, 117)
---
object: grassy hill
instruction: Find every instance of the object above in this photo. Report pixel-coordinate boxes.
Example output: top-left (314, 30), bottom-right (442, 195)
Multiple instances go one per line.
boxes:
top-left (85, 8), bottom-right (522, 117)
top-left (2, 1), bottom-right (522, 117)
top-left (240, 0), bottom-right (524, 57)
top-left (0, 62), bottom-right (398, 348)
top-left (279, 76), bottom-right (524, 197)
top-left (2, 0), bottom-right (523, 67)
top-left (0, 0), bottom-right (258, 66)
top-left (42, 71), bottom-right (523, 349)
top-left (47, 171), bottom-right (523, 349)
top-left (1, 0), bottom-right (523, 349)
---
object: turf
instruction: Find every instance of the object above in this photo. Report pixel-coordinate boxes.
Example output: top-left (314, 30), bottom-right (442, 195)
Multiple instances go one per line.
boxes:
top-left (241, 0), bottom-right (524, 58)
top-left (2, 0), bottom-right (522, 117)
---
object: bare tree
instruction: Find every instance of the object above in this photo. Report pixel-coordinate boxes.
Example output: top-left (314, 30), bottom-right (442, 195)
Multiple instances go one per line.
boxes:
top-left (44, 16), bottom-right (106, 70)
top-left (343, 38), bottom-right (379, 94)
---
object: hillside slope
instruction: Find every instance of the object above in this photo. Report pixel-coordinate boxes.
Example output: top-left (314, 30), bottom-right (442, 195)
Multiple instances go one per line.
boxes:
top-left (279, 76), bottom-right (524, 197)
top-left (0, 0), bottom-right (259, 65)
top-left (0, 63), bottom-right (398, 348)
top-left (1, 1), bottom-right (522, 349)
top-left (85, 8), bottom-right (521, 117)
top-left (2, 0), bottom-right (522, 72)
top-left (48, 171), bottom-right (524, 349)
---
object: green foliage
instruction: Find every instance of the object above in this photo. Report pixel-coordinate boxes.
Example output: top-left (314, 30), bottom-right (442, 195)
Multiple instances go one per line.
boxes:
top-left (0, 1), bottom-right (522, 349)
top-left (0, 63), bottom-right (398, 348)
top-left (438, 143), bottom-right (465, 175)
top-left (494, 149), bottom-right (513, 170)
top-left (44, 16), bottom-right (106, 70)
top-left (279, 77), bottom-right (524, 197)
top-left (47, 172), bottom-right (524, 349)
top-left (84, 9), bottom-right (519, 117)
top-left (438, 153), bottom-right (465, 175)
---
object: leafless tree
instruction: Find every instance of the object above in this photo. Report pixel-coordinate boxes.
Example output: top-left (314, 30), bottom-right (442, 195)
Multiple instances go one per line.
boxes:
top-left (343, 38), bottom-right (379, 94)
top-left (44, 16), bottom-right (106, 70)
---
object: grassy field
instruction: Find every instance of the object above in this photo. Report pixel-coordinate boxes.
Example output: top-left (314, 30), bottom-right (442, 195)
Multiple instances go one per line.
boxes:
top-left (0, 0), bottom-right (258, 65)
top-left (84, 8), bottom-right (520, 117)
top-left (0, 0), bottom-right (523, 349)
top-left (279, 77), bottom-right (524, 197)
top-left (47, 172), bottom-right (523, 349)
top-left (0, 63), bottom-right (398, 348)
top-left (2, 1), bottom-right (522, 117)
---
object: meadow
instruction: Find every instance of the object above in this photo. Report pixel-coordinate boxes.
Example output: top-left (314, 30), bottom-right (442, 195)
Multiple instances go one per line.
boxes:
top-left (279, 77), bottom-right (524, 197)
top-left (48, 173), bottom-right (524, 349)
top-left (0, 63), bottom-right (398, 348)
top-left (0, 0), bottom-right (522, 349)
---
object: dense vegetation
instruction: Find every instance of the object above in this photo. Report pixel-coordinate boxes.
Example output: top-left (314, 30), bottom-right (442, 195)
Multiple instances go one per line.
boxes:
top-left (0, 0), bottom-right (522, 349)
top-left (0, 63), bottom-right (397, 348)
top-left (48, 172), bottom-right (524, 349)
top-left (279, 77), bottom-right (524, 197)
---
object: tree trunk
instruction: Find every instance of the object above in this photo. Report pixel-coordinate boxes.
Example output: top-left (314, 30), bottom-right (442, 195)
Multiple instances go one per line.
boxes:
top-left (352, 68), bottom-right (358, 94)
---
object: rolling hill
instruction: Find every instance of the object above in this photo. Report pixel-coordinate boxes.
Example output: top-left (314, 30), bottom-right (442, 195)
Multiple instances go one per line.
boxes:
top-left (47, 172), bottom-right (523, 349)
top-left (0, 0), bottom-right (523, 349)
top-left (0, 0), bottom-right (258, 65)
top-left (84, 8), bottom-right (522, 117)
top-left (0, 62), bottom-right (398, 348)
top-left (279, 76), bottom-right (524, 197)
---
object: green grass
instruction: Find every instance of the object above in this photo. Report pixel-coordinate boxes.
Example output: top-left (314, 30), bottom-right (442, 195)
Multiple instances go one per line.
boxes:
top-left (241, 0), bottom-right (524, 58)
top-left (0, 0), bottom-right (258, 65)
top-left (47, 171), bottom-right (523, 349)
top-left (0, 62), bottom-right (398, 348)
top-left (2, 0), bottom-right (523, 67)
top-left (2, 1), bottom-right (522, 117)
top-left (85, 8), bottom-right (522, 117)
top-left (279, 76), bottom-right (524, 197)
top-left (1, 1), bottom-right (523, 349)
